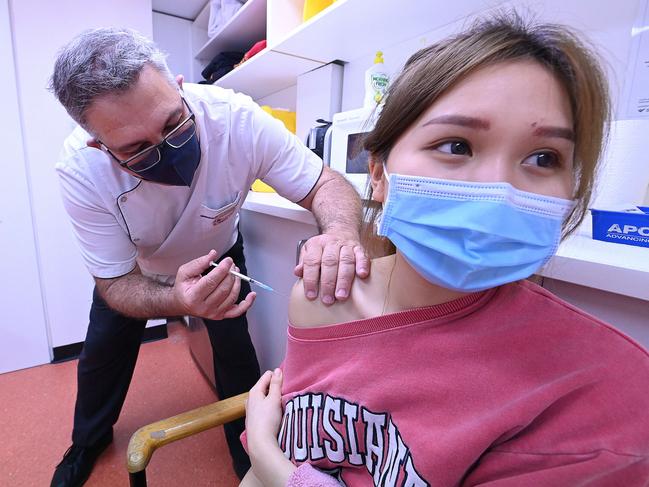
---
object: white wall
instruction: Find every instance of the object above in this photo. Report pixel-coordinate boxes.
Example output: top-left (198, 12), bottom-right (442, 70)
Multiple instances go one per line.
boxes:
top-left (0, 0), bottom-right (50, 373)
top-left (153, 11), bottom-right (195, 82)
top-left (9, 0), bottom-right (153, 348)
top-left (257, 85), bottom-right (297, 110)
top-left (341, 0), bottom-right (640, 113)
top-left (152, 10), bottom-right (210, 84)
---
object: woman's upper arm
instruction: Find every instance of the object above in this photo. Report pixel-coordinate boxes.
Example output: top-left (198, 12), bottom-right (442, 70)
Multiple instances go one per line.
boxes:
top-left (288, 280), bottom-right (349, 327)
top-left (288, 280), bottom-right (313, 325)
top-left (289, 273), bottom-right (369, 328)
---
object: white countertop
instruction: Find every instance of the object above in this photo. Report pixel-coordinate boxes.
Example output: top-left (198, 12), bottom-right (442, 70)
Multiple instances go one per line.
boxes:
top-left (242, 191), bottom-right (316, 226)
top-left (540, 228), bottom-right (649, 301)
top-left (242, 192), bottom-right (649, 302)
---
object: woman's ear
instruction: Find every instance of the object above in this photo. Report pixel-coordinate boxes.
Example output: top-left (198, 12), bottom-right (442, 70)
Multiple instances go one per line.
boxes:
top-left (369, 156), bottom-right (387, 203)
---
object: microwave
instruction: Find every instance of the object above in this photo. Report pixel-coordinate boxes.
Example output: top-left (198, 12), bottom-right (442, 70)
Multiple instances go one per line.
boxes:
top-left (329, 107), bottom-right (377, 196)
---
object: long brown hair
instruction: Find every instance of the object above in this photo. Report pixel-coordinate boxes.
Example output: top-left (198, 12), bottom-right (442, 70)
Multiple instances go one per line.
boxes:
top-left (361, 12), bottom-right (610, 256)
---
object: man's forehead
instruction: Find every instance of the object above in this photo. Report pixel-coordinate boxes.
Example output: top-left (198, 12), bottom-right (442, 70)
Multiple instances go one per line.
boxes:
top-left (85, 73), bottom-right (180, 146)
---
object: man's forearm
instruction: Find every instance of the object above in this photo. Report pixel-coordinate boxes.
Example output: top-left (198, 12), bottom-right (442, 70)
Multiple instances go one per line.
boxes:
top-left (95, 270), bottom-right (182, 319)
top-left (310, 171), bottom-right (362, 238)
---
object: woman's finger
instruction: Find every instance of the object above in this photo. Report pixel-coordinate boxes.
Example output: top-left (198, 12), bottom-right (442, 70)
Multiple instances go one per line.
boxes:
top-left (249, 370), bottom-right (273, 398)
top-left (268, 368), bottom-right (283, 401)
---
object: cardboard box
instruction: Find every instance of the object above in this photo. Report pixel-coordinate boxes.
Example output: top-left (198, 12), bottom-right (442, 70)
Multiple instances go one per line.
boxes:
top-left (591, 207), bottom-right (649, 248)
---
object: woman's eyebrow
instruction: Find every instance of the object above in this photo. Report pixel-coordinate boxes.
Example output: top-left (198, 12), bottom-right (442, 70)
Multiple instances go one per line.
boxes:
top-left (421, 114), bottom-right (574, 142)
top-left (422, 114), bottom-right (490, 130)
top-left (533, 126), bottom-right (575, 141)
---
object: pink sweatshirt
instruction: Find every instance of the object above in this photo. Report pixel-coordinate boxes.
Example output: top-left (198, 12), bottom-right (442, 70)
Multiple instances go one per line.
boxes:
top-left (272, 280), bottom-right (649, 486)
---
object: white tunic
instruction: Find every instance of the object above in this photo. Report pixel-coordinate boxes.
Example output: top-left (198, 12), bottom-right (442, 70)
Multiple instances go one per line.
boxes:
top-left (56, 84), bottom-right (323, 283)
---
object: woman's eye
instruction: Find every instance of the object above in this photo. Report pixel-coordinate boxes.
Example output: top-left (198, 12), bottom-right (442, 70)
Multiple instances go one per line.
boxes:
top-left (434, 140), bottom-right (472, 156)
top-left (522, 151), bottom-right (560, 168)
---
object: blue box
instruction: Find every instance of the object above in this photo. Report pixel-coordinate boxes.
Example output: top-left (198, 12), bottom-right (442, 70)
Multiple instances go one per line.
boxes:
top-left (591, 207), bottom-right (649, 248)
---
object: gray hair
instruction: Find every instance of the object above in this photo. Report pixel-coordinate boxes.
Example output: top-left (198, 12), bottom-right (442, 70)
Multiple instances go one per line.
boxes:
top-left (49, 27), bottom-right (176, 130)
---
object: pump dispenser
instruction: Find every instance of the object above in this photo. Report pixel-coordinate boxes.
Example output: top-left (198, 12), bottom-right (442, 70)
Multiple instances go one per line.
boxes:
top-left (364, 51), bottom-right (389, 109)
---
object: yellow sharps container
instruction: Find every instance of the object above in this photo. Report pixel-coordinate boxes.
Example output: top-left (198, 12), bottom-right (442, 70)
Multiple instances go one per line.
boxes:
top-left (252, 106), bottom-right (297, 193)
top-left (303, 0), bottom-right (335, 22)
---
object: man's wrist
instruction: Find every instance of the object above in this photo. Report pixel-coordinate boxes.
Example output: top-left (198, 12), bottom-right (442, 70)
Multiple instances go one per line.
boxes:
top-left (165, 285), bottom-right (187, 317)
top-left (322, 227), bottom-right (360, 242)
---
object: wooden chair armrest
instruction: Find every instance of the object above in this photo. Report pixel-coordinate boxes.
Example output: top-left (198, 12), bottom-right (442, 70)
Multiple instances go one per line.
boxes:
top-left (126, 391), bottom-right (248, 474)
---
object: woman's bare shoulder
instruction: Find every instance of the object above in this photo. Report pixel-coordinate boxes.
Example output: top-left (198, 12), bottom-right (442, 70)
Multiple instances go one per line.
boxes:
top-left (288, 256), bottom-right (395, 328)
top-left (288, 281), bottom-right (360, 327)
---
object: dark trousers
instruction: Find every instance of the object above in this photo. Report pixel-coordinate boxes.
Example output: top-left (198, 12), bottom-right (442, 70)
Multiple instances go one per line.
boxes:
top-left (71, 233), bottom-right (260, 476)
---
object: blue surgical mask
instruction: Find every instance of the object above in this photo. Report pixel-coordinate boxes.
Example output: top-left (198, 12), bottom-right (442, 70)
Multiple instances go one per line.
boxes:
top-left (377, 169), bottom-right (575, 292)
top-left (136, 131), bottom-right (201, 187)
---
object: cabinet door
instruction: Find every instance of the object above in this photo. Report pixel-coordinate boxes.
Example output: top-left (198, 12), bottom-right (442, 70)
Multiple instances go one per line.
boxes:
top-left (0, 0), bottom-right (51, 373)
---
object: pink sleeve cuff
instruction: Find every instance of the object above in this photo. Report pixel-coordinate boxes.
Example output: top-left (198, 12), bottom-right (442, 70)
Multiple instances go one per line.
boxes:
top-left (239, 430), bottom-right (248, 454)
top-left (286, 463), bottom-right (342, 486)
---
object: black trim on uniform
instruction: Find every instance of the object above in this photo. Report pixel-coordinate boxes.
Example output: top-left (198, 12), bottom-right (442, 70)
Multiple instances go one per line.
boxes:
top-left (93, 264), bottom-right (138, 281)
top-left (296, 160), bottom-right (325, 205)
top-left (115, 180), bottom-right (143, 244)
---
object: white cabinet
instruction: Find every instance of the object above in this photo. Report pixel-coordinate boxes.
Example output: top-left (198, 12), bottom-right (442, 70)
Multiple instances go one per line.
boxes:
top-left (239, 200), bottom-right (317, 371)
top-left (179, 0), bottom-right (640, 110)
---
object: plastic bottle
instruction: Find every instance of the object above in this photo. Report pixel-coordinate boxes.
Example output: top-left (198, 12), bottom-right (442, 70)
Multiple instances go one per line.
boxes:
top-left (363, 51), bottom-right (389, 109)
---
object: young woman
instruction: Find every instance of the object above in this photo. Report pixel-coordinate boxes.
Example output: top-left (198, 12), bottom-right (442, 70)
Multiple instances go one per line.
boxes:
top-left (241, 14), bottom-right (649, 486)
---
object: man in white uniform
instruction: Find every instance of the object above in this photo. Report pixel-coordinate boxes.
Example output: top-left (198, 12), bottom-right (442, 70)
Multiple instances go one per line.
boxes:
top-left (49, 28), bottom-right (368, 487)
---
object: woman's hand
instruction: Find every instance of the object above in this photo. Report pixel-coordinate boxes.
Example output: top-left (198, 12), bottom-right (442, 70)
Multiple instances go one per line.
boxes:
top-left (246, 368), bottom-right (284, 450)
top-left (244, 370), bottom-right (343, 487)
top-left (245, 369), bottom-right (296, 486)
top-left (246, 369), bottom-right (295, 487)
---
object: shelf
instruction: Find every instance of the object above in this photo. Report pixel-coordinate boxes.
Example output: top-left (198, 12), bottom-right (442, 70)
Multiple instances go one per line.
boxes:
top-left (215, 48), bottom-right (322, 99)
top-left (540, 233), bottom-right (649, 301)
top-left (195, 0), bottom-right (267, 62)
top-left (273, 0), bottom-right (506, 63)
top-left (205, 0), bottom-right (507, 101)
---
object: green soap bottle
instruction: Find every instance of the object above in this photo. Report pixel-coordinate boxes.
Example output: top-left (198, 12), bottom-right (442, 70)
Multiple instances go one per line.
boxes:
top-left (364, 51), bottom-right (390, 109)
